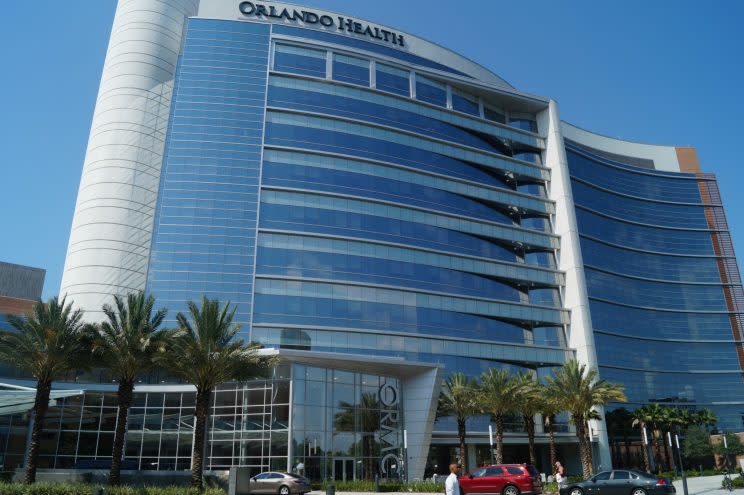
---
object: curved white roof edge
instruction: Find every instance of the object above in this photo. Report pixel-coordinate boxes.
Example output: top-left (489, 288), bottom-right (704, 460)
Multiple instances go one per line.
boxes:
top-left (197, 0), bottom-right (513, 89)
top-left (561, 121), bottom-right (682, 173)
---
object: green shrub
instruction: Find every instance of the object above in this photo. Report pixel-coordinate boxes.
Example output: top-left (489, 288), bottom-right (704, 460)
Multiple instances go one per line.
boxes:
top-left (0, 483), bottom-right (225, 495)
top-left (543, 481), bottom-right (559, 493)
top-left (659, 468), bottom-right (725, 480)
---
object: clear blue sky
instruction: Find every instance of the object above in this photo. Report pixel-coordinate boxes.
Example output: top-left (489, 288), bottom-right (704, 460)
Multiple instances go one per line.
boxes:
top-left (1, 1), bottom-right (743, 299)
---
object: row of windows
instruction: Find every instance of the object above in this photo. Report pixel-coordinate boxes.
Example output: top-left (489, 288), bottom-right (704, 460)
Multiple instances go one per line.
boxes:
top-left (253, 327), bottom-right (568, 365)
top-left (580, 237), bottom-right (723, 283)
top-left (267, 128), bottom-right (514, 192)
top-left (267, 76), bottom-right (542, 162)
top-left (589, 299), bottom-right (737, 340)
top-left (266, 74), bottom-right (542, 152)
top-left (256, 247), bottom-right (560, 303)
top-left (599, 367), bottom-right (744, 405)
top-left (596, 333), bottom-right (743, 372)
top-left (263, 149), bottom-right (551, 214)
top-left (254, 278), bottom-right (568, 325)
top-left (270, 38), bottom-right (540, 138)
top-left (265, 110), bottom-right (548, 181)
top-left (260, 203), bottom-right (532, 262)
top-left (585, 267), bottom-right (728, 311)
top-left (253, 294), bottom-right (552, 343)
top-left (272, 24), bottom-right (472, 78)
top-left (576, 208), bottom-right (714, 255)
top-left (262, 162), bottom-right (520, 226)
top-left (257, 232), bottom-right (562, 287)
top-left (571, 180), bottom-right (709, 229)
top-left (260, 189), bottom-right (558, 250)
top-left (567, 149), bottom-right (705, 202)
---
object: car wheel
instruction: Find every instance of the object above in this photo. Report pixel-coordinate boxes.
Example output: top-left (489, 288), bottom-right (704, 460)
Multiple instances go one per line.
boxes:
top-left (503, 484), bottom-right (520, 495)
top-left (569, 488), bottom-right (584, 495)
top-left (278, 486), bottom-right (291, 495)
top-left (631, 489), bottom-right (647, 495)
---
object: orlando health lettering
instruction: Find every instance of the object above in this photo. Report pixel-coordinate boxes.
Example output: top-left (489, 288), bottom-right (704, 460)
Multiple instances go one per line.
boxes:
top-left (238, 1), bottom-right (406, 47)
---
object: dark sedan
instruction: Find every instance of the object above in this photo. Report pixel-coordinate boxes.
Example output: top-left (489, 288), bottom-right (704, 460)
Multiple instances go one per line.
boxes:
top-left (559, 470), bottom-right (675, 495)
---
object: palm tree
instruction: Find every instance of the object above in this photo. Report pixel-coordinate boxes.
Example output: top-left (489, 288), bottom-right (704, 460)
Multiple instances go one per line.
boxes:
top-left (155, 297), bottom-right (278, 489)
top-left (438, 372), bottom-right (479, 472)
top-left (695, 409), bottom-right (718, 431)
top-left (642, 403), bottom-right (667, 472)
top-left (514, 371), bottom-right (541, 466)
top-left (606, 408), bottom-right (634, 467)
top-left (631, 406), bottom-right (653, 473)
top-left (657, 406), bottom-right (676, 472)
top-left (88, 292), bottom-right (167, 485)
top-left (0, 297), bottom-right (89, 484)
top-left (479, 368), bottom-right (521, 464)
top-left (334, 393), bottom-right (380, 479)
top-left (545, 359), bottom-right (627, 478)
top-left (540, 394), bottom-right (562, 472)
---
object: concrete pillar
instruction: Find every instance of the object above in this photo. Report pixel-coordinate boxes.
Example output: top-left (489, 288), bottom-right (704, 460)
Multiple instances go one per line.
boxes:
top-left (537, 101), bottom-right (612, 471)
top-left (402, 367), bottom-right (443, 480)
top-left (60, 0), bottom-right (200, 319)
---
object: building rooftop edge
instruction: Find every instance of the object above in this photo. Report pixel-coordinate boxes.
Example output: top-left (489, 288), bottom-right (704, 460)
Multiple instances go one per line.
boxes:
top-left (197, 0), bottom-right (516, 89)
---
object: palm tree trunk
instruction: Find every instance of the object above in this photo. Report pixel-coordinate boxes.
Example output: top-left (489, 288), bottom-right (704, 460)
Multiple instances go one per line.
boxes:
top-left (25, 379), bottom-right (51, 484)
top-left (653, 432), bottom-right (663, 473)
top-left (495, 414), bottom-right (504, 464)
top-left (192, 388), bottom-right (211, 489)
top-left (663, 433), bottom-right (675, 472)
top-left (623, 432), bottom-right (631, 468)
top-left (524, 414), bottom-right (536, 466)
top-left (547, 416), bottom-right (557, 471)
top-left (639, 422), bottom-right (650, 473)
top-left (109, 379), bottom-right (134, 485)
top-left (574, 419), bottom-right (593, 478)
top-left (457, 417), bottom-right (467, 473)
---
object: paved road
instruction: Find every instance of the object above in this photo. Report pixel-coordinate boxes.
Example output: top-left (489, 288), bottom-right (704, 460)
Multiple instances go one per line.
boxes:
top-left (305, 475), bottom-right (731, 495)
top-left (304, 475), bottom-right (734, 495)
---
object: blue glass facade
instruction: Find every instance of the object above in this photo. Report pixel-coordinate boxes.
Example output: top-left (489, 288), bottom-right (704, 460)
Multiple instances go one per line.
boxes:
top-left (148, 17), bottom-right (569, 377)
top-left (142, 17), bottom-right (574, 468)
top-left (10, 0), bottom-right (742, 480)
top-left (566, 143), bottom-right (744, 430)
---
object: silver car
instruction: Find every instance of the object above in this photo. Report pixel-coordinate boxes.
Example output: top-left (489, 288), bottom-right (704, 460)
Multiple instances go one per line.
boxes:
top-left (249, 472), bottom-right (312, 495)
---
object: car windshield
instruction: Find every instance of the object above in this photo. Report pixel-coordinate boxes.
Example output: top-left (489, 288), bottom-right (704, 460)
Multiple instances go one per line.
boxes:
top-left (592, 472), bottom-right (611, 481)
top-left (526, 465), bottom-right (540, 477)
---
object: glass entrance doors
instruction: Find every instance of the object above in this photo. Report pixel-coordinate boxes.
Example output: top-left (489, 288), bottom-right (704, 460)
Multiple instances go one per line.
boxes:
top-left (333, 457), bottom-right (356, 481)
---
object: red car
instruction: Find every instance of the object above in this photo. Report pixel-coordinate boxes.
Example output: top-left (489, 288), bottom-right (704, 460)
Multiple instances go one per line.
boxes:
top-left (460, 464), bottom-right (543, 495)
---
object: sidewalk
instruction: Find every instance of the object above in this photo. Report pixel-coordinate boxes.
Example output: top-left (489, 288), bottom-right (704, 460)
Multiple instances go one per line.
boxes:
top-left (673, 474), bottom-right (727, 495)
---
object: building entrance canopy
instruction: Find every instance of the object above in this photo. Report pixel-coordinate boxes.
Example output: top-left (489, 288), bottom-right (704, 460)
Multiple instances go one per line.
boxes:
top-left (0, 385), bottom-right (83, 416)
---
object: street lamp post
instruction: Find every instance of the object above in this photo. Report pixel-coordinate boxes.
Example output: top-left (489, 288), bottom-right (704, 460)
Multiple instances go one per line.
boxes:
top-left (489, 425), bottom-right (495, 465)
top-left (674, 434), bottom-right (689, 495)
top-left (403, 429), bottom-right (408, 484)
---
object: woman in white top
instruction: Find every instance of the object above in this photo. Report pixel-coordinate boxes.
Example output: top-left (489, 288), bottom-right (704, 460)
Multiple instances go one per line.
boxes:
top-left (555, 461), bottom-right (566, 486)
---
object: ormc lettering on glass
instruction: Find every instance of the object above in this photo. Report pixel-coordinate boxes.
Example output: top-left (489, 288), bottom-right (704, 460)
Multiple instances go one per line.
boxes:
top-left (238, 2), bottom-right (406, 47)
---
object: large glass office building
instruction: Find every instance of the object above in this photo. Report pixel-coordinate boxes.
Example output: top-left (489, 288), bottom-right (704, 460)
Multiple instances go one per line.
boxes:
top-left (2, 0), bottom-right (742, 480)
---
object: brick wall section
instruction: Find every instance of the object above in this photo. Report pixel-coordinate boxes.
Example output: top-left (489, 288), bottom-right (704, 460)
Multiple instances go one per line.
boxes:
top-left (0, 295), bottom-right (36, 316)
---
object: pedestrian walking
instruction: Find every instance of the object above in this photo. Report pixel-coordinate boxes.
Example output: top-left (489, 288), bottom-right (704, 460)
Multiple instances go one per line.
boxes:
top-left (446, 463), bottom-right (461, 495)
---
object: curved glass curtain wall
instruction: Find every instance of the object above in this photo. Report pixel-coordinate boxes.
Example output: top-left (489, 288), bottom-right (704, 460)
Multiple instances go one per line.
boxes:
top-left (144, 17), bottom-right (571, 445)
top-left (566, 143), bottom-right (744, 430)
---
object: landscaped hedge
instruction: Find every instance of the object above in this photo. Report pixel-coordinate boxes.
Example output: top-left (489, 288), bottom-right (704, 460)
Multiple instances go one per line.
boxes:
top-left (310, 479), bottom-right (443, 492)
top-left (0, 483), bottom-right (225, 495)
